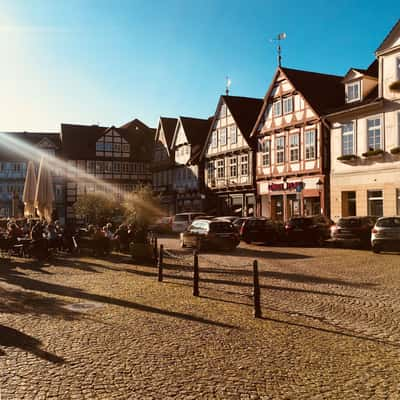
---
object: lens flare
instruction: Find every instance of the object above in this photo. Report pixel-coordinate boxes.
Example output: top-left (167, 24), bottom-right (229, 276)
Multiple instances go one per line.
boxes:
top-left (0, 133), bottom-right (161, 218)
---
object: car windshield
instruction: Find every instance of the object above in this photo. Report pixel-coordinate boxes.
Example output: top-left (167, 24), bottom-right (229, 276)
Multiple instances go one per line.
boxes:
top-left (376, 217), bottom-right (400, 228)
top-left (209, 222), bottom-right (234, 233)
top-left (174, 215), bottom-right (189, 222)
top-left (337, 218), bottom-right (363, 227)
top-left (289, 218), bottom-right (312, 227)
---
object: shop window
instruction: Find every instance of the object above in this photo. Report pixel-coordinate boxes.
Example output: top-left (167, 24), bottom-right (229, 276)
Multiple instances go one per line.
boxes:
top-left (341, 191), bottom-right (356, 217)
top-left (368, 190), bottom-right (383, 217)
top-left (397, 189), bottom-right (400, 215)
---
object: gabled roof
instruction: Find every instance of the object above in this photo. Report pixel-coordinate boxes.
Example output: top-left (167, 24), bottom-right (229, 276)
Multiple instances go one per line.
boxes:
top-left (343, 60), bottom-right (379, 81)
top-left (61, 122), bottom-right (154, 161)
top-left (159, 117), bottom-right (178, 150)
top-left (172, 116), bottom-right (213, 164)
top-left (281, 67), bottom-right (344, 115)
top-left (251, 66), bottom-right (344, 136)
top-left (0, 131), bottom-right (61, 161)
top-left (200, 95), bottom-right (263, 159)
top-left (375, 19), bottom-right (400, 54)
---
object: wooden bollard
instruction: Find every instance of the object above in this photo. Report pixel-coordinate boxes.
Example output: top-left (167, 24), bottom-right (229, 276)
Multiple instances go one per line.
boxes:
top-left (158, 244), bottom-right (164, 282)
top-left (253, 260), bottom-right (262, 318)
top-left (193, 250), bottom-right (199, 297)
top-left (153, 236), bottom-right (158, 266)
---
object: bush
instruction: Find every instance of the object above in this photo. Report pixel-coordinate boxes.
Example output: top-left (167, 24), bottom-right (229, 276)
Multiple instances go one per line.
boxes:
top-left (337, 154), bottom-right (358, 161)
top-left (389, 80), bottom-right (400, 91)
top-left (390, 146), bottom-right (400, 154)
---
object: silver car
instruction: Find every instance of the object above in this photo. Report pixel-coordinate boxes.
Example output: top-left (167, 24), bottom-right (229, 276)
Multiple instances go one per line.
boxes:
top-left (371, 217), bottom-right (400, 253)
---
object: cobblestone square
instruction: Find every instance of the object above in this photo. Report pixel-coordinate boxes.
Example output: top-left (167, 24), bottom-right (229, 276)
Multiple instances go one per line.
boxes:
top-left (1, 241), bottom-right (400, 399)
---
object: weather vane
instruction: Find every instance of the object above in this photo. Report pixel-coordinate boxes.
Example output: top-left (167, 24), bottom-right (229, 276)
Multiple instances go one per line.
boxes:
top-left (225, 76), bottom-right (231, 95)
top-left (270, 32), bottom-right (286, 67)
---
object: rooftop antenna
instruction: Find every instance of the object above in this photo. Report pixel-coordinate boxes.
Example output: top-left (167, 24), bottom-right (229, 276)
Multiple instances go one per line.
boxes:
top-left (270, 32), bottom-right (286, 67)
top-left (225, 76), bottom-right (232, 95)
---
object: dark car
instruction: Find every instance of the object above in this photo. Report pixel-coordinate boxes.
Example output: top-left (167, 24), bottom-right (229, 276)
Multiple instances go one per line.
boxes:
top-left (331, 216), bottom-right (376, 247)
top-left (371, 217), bottom-right (400, 253)
top-left (239, 217), bottom-right (283, 245)
top-left (285, 215), bottom-right (332, 245)
top-left (149, 216), bottom-right (173, 234)
top-left (232, 217), bottom-right (249, 234)
top-left (180, 219), bottom-right (240, 250)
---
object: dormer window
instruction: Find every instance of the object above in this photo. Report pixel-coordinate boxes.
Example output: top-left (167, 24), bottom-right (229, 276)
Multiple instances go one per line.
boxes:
top-left (346, 81), bottom-right (361, 103)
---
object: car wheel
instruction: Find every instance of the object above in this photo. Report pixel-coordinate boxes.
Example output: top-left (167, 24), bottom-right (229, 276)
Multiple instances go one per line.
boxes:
top-left (372, 245), bottom-right (381, 254)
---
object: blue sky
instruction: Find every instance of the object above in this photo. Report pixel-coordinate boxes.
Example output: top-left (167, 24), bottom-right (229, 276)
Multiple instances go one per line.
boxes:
top-left (0, 0), bottom-right (398, 131)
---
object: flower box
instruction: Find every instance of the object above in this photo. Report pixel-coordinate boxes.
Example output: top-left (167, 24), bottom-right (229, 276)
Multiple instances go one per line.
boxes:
top-left (362, 149), bottom-right (384, 158)
top-left (389, 80), bottom-right (400, 92)
top-left (390, 147), bottom-right (400, 154)
top-left (337, 154), bottom-right (358, 161)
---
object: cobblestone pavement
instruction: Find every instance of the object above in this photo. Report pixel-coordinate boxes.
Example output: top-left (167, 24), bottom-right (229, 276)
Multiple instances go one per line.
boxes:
top-left (1, 239), bottom-right (400, 399)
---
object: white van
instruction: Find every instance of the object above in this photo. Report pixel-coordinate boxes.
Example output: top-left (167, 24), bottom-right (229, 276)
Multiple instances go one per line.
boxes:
top-left (172, 212), bottom-right (206, 233)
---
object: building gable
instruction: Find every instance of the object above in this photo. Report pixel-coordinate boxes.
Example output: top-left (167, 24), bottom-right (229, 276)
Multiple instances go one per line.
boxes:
top-left (376, 19), bottom-right (400, 55)
top-left (36, 137), bottom-right (58, 149)
top-left (96, 128), bottom-right (130, 158)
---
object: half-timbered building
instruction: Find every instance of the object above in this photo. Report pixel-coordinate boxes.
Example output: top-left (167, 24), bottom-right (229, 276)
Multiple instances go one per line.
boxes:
top-left (252, 67), bottom-right (343, 221)
top-left (202, 95), bottom-right (263, 216)
top-left (61, 119), bottom-right (154, 222)
top-left (170, 116), bottom-right (212, 213)
top-left (152, 117), bottom-right (178, 215)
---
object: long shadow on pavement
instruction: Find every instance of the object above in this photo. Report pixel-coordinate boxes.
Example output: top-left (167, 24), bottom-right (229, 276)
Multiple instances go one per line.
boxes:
top-left (0, 324), bottom-right (65, 364)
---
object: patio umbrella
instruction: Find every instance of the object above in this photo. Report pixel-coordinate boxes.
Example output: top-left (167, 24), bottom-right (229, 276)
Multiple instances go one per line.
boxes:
top-left (34, 157), bottom-right (55, 222)
top-left (22, 161), bottom-right (37, 218)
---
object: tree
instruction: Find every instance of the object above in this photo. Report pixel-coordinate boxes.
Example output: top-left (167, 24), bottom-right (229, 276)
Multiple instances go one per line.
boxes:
top-left (73, 193), bottom-right (123, 226)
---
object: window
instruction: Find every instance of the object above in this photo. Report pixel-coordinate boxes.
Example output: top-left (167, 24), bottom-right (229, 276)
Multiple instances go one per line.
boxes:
top-left (217, 159), bottom-right (225, 178)
top-left (95, 161), bottom-right (104, 174)
top-left (397, 57), bottom-right (400, 80)
top-left (368, 190), bottom-right (383, 217)
top-left (113, 161), bottom-right (121, 173)
top-left (289, 134), bottom-right (299, 162)
top-left (283, 97), bottom-right (293, 114)
top-left (276, 136), bottom-right (285, 164)
top-left (104, 143), bottom-right (113, 152)
top-left (230, 125), bottom-right (237, 144)
top-left (241, 155), bottom-right (249, 175)
top-left (122, 143), bottom-right (130, 153)
top-left (87, 160), bottom-right (95, 173)
top-left (211, 131), bottom-right (217, 148)
top-left (220, 128), bottom-right (227, 146)
top-left (104, 161), bottom-right (112, 174)
top-left (397, 189), bottom-right (400, 215)
top-left (346, 81), bottom-right (361, 102)
top-left (367, 117), bottom-right (382, 150)
top-left (259, 138), bottom-right (270, 166)
top-left (305, 130), bottom-right (316, 160)
top-left (341, 191), bottom-right (356, 217)
top-left (342, 123), bottom-right (354, 156)
top-left (229, 157), bottom-right (237, 177)
top-left (96, 142), bottom-right (104, 152)
top-left (273, 100), bottom-right (282, 116)
top-left (207, 161), bottom-right (215, 181)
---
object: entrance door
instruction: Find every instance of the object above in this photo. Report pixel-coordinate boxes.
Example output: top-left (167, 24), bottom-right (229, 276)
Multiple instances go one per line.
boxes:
top-left (271, 195), bottom-right (284, 221)
top-left (287, 194), bottom-right (300, 219)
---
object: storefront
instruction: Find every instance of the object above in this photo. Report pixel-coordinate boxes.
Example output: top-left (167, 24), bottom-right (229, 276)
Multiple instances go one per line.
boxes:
top-left (176, 190), bottom-right (204, 213)
top-left (257, 176), bottom-right (326, 221)
top-left (216, 192), bottom-right (256, 217)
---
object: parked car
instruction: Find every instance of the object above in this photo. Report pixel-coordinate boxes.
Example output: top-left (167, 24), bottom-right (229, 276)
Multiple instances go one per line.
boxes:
top-left (331, 216), bottom-right (376, 247)
top-left (149, 216), bottom-right (173, 234)
top-left (239, 217), bottom-right (283, 244)
top-left (371, 216), bottom-right (400, 253)
top-left (285, 215), bottom-right (333, 245)
top-left (232, 217), bottom-right (249, 233)
top-left (172, 212), bottom-right (206, 233)
top-left (180, 219), bottom-right (240, 250)
top-left (214, 216), bottom-right (240, 224)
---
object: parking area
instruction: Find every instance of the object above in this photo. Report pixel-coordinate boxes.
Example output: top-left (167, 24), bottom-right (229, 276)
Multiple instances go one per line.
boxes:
top-left (1, 240), bottom-right (400, 399)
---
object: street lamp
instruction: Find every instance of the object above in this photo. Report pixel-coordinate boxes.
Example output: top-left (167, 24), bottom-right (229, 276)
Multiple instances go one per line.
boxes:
top-left (316, 179), bottom-right (323, 215)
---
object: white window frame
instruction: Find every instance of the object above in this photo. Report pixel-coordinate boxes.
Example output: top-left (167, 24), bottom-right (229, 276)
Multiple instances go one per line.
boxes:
top-left (219, 128), bottom-right (227, 146)
top-left (229, 157), bottom-right (237, 177)
top-left (240, 154), bottom-right (249, 176)
top-left (396, 56), bottom-right (400, 80)
top-left (276, 136), bottom-right (285, 164)
top-left (273, 100), bottom-right (282, 117)
top-left (305, 130), bottom-right (316, 160)
top-left (283, 97), bottom-right (293, 114)
top-left (217, 159), bottom-right (225, 179)
top-left (346, 81), bottom-right (361, 103)
top-left (366, 116), bottom-right (382, 151)
top-left (211, 131), bottom-right (218, 148)
top-left (207, 160), bottom-right (215, 181)
top-left (289, 133), bottom-right (299, 162)
top-left (342, 122), bottom-right (355, 156)
top-left (259, 138), bottom-right (270, 167)
top-left (230, 125), bottom-right (237, 144)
